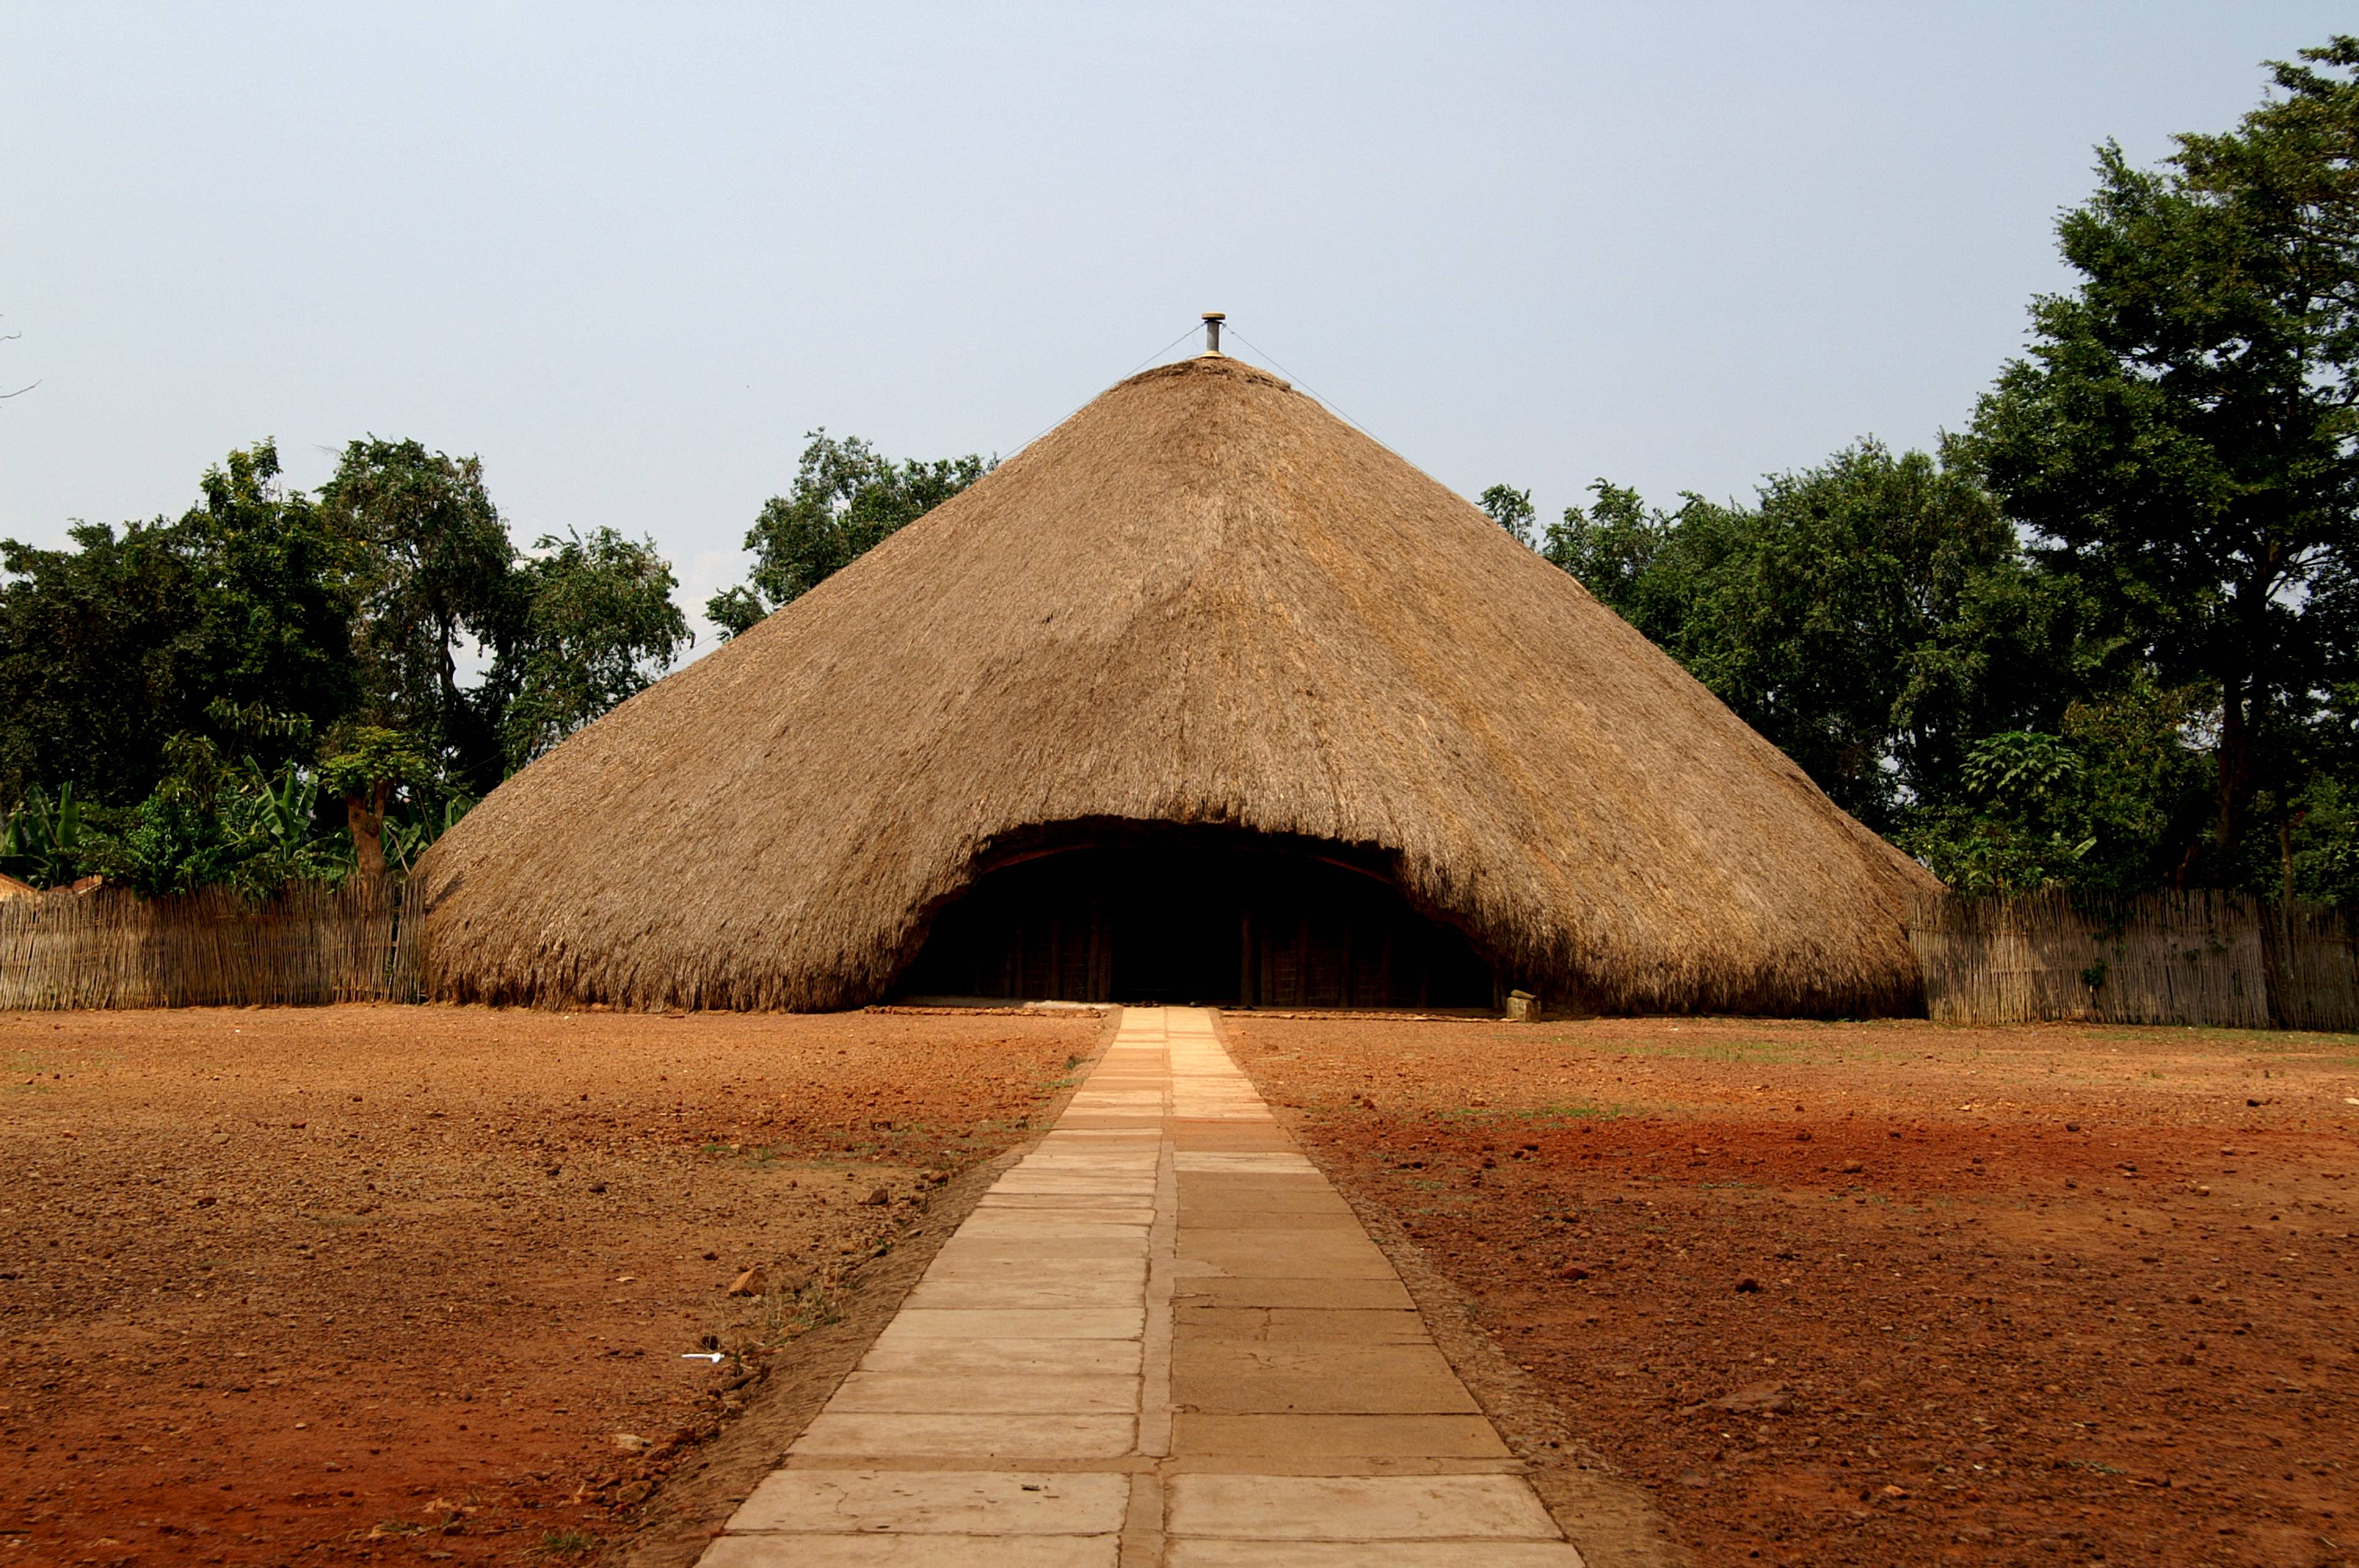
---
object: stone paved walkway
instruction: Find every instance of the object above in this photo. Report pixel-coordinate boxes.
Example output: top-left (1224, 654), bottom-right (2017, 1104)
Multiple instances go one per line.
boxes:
top-left (699, 1006), bottom-right (1585, 1566)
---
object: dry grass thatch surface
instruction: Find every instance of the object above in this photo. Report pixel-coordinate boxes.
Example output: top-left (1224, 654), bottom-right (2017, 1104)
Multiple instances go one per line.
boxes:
top-left (417, 355), bottom-right (1936, 1014)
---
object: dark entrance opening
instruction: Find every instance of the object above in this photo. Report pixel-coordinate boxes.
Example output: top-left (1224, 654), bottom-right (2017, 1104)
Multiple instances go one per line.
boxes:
top-left (893, 824), bottom-right (1498, 1008)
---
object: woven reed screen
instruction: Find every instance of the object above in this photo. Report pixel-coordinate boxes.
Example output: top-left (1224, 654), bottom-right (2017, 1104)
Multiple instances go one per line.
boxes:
top-left (0, 877), bottom-right (423, 1010)
top-left (1906, 889), bottom-right (2358, 1031)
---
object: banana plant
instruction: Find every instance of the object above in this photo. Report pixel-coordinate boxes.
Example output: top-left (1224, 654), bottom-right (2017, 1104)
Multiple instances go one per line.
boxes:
top-left (384, 794), bottom-right (474, 875)
top-left (0, 783), bottom-right (85, 887)
top-left (245, 759), bottom-right (320, 862)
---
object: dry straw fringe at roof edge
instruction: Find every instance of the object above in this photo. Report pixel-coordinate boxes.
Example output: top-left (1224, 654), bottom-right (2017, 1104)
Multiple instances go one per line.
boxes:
top-left (412, 355), bottom-right (1938, 1019)
top-left (415, 816), bottom-right (1928, 1020)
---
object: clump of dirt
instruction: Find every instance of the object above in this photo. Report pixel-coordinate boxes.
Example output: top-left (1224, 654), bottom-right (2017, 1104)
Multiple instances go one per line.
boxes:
top-left (0, 1003), bottom-right (1100, 1563)
top-left (1225, 1013), bottom-right (2359, 1567)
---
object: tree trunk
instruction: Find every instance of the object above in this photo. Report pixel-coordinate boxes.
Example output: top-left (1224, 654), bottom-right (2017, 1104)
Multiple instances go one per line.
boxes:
top-left (437, 609), bottom-right (463, 726)
top-left (346, 779), bottom-right (391, 881)
top-left (2210, 674), bottom-right (2257, 868)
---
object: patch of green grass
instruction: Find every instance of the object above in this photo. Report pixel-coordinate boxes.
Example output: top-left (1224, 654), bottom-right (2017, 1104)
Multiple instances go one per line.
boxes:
top-left (1542, 1037), bottom-right (1810, 1064)
top-left (1437, 1101), bottom-right (1623, 1123)
top-left (2, 1048), bottom-right (97, 1092)
top-left (5, 1048), bottom-right (123, 1071)
top-left (1661, 1040), bottom-right (1807, 1063)
top-left (705, 1143), bottom-right (821, 1170)
top-left (2096, 1026), bottom-right (2359, 1051)
top-left (538, 1529), bottom-right (597, 1557)
top-left (703, 1136), bottom-right (788, 1160)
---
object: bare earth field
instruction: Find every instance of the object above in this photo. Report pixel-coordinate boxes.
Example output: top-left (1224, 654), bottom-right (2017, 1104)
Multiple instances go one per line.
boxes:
top-left (1223, 1012), bottom-right (2359, 1568)
top-left (0, 1004), bottom-right (1100, 1566)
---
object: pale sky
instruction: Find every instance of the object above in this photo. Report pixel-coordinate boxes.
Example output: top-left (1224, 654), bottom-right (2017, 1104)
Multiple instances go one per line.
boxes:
top-left (2, 4), bottom-right (2346, 653)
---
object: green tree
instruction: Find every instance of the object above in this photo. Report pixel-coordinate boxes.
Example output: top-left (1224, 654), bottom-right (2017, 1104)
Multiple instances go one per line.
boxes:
top-left (318, 727), bottom-right (437, 881)
top-left (88, 737), bottom-right (355, 899)
top-left (2, 432), bottom-right (682, 895)
top-left (1541, 480), bottom-right (1670, 618)
top-left (498, 527), bottom-right (690, 768)
top-left (181, 442), bottom-right (363, 746)
top-left (709, 431), bottom-right (990, 638)
top-left (318, 438), bottom-right (517, 790)
top-left (0, 521), bottom-right (202, 803)
top-left (1476, 483), bottom-right (1535, 544)
top-left (1544, 443), bottom-right (2071, 829)
top-left (1897, 679), bottom-right (2216, 896)
top-left (2285, 776), bottom-right (2359, 903)
top-left (0, 440), bottom-right (359, 804)
top-left (1964, 36), bottom-right (2359, 883)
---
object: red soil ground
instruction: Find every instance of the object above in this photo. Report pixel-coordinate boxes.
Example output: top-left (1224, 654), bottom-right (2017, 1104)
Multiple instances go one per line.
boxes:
top-left (1224, 1012), bottom-right (2359, 1568)
top-left (0, 1004), bottom-right (1099, 1566)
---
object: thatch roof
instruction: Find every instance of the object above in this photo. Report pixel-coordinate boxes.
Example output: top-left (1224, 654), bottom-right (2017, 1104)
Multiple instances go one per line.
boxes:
top-left (416, 354), bottom-right (1937, 1015)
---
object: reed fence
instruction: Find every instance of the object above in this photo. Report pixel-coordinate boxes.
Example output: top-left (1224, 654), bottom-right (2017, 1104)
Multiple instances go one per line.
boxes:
top-left (0, 876), bottom-right (424, 1010)
top-left (1905, 888), bottom-right (2359, 1031)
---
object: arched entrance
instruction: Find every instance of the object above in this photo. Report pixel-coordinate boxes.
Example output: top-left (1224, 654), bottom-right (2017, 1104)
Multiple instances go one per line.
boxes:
top-left (893, 822), bottom-right (1498, 1008)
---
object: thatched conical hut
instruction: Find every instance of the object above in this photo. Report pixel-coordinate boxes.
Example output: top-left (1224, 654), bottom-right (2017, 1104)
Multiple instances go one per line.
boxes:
top-left (416, 353), bottom-right (1936, 1015)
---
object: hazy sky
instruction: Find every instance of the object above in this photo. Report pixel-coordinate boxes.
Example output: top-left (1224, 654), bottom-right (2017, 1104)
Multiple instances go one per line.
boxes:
top-left (2, 4), bottom-right (2347, 651)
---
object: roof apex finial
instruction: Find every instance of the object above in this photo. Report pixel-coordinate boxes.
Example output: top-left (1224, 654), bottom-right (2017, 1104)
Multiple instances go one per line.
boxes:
top-left (1202, 312), bottom-right (1226, 356)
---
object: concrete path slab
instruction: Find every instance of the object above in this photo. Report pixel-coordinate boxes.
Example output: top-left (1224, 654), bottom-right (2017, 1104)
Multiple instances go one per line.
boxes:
top-left (1171, 1413), bottom-right (1512, 1460)
top-left (702, 1007), bottom-right (1584, 1566)
top-left (1167, 1545), bottom-right (1584, 1567)
top-left (703, 1536), bottom-right (1117, 1567)
top-left (1165, 1473), bottom-right (1560, 1537)
top-left (832, 1371), bottom-right (1142, 1413)
top-left (791, 1411), bottom-right (1138, 1459)
top-left (730, 1469), bottom-right (1130, 1532)
top-left (858, 1337), bottom-right (1142, 1376)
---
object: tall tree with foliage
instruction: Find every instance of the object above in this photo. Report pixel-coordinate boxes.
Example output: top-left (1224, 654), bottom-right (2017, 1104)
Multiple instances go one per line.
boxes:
top-left (0, 520), bottom-right (203, 804)
top-left (317, 438), bottom-right (517, 791)
top-left (317, 727), bottom-right (437, 881)
top-left (0, 440), bottom-right (359, 804)
top-left (1892, 678), bottom-right (2217, 896)
top-left (708, 431), bottom-right (990, 638)
top-left (180, 442), bottom-right (363, 741)
top-left (1965, 36), bottom-right (2359, 886)
top-left (498, 527), bottom-right (690, 768)
top-left (1, 431), bottom-right (698, 895)
top-left (1544, 442), bottom-right (2077, 830)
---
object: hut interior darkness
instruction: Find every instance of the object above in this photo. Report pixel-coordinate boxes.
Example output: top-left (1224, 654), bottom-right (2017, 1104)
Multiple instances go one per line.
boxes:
top-left (893, 823), bottom-right (1498, 1008)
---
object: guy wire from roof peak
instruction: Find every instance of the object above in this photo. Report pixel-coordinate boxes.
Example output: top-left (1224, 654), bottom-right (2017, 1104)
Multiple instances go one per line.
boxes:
top-left (1219, 322), bottom-right (1385, 451)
